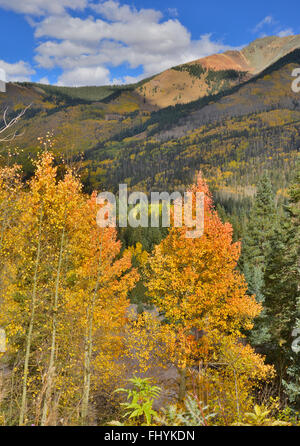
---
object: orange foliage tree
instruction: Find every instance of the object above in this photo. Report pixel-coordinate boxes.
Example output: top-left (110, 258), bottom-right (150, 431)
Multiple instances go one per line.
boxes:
top-left (145, 175), bottom-right (274, 419)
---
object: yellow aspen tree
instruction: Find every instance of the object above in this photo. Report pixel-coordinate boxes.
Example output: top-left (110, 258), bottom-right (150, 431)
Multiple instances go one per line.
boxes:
top-left (40, 169), bottom-right (84, 425)
top-left (64, 192), bottom-right (139, 425)
top-left (0, 151), bottom-right (85, 425)
top-left (0, 165), bottom-right (23, 298)
top-left (15, 151), bottom-right (76, 425)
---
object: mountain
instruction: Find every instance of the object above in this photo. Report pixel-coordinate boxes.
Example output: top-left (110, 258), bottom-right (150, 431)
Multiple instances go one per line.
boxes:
top-left (133, 34), bottom-right (300, 108)
top-left (0, 34), bottom-right (300, 201)
top-left (84, 48), bottom-right (300, 197)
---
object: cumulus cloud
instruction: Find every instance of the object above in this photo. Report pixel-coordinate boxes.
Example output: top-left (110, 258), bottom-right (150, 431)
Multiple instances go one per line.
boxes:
top-left (0, 1), bottom-right (296, 86)
top-left (32, 1), bottom-right (235, 85)
top-left (0, 0), bottom-right (240, 86)
top-left (0, 0), bottom-right (88, 16)
top-left (57, 66), bottom-right (111, 86)
top-left (0, 60), bottom-right (35, 82)
top-left (91, 0), bottom-right (162, 23)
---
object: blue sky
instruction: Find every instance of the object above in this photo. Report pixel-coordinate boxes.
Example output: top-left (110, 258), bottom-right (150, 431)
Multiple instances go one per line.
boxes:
top-left (0, 0), bottom-right (298, 86)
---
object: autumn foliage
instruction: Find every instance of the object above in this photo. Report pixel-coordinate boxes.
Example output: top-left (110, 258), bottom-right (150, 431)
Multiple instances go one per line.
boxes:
top-left (144, 175), bottom-right (274, 420)
top-left (0, 149), bottom-right (138, 425)
top-left (0, 157), bottom-right (277, 426)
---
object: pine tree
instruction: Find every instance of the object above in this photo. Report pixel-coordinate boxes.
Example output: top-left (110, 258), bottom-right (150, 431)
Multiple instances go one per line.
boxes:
top-left (241, 174), bottom-right (277, 345)
top-left (263, 162), bottom-right (300, 406)
top-left (242, 174), bottom-right (277, 297)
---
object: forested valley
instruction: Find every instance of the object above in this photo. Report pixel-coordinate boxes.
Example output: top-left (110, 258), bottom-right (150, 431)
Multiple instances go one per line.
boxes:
top-left (0, 141), bottom-right (300, 426)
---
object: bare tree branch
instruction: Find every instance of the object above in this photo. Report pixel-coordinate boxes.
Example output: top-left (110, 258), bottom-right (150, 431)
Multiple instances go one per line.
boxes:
top-left (0, 104), bottom-right (31, 142)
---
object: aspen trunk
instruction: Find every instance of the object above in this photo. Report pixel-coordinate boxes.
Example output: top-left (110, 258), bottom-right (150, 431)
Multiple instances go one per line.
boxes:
top-left (233, 368), bottom-right (240, 421)
top-left (0, 206), bottom-right (8, 251)
top-left (81, 230), bottom-right (103, 425)
top-left (41, 221), bottom-right (66, 426)
top-left (81, 307), bottom-right (93, 425)
top-left (0, 203), bottom-right (11, 296)
top-left (178, 368), bottom-right (187, 402)
top-left (19, 207), bottom-right (43, 426)
top-left (8, 354), bottom-right (19, 423)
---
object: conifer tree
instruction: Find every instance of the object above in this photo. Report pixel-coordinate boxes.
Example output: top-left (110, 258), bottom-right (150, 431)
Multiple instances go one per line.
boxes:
top-left (242, 174), bottom-right (277, 298)
top-left (241, 174), bottom-right (277, 345)
top-left (263, 162), bottom-right (300, 406)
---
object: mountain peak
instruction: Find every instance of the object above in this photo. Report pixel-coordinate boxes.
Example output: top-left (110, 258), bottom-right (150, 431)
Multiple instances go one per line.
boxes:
top-left (135, 34), bottom-right (300, 108)
top-left (241, 33), bottom-right (300, 73)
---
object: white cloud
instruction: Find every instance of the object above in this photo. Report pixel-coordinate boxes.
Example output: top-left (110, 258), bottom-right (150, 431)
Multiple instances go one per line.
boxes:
top-left (34, 39), bottom-right (97, 69)
top-left (0, 1), bottom-right (296, 87)
top-left (0, 0), bottom-right (241, 86)
top-left (0, 0), bottom-right (88, 15)
top-left (57, 66), bottom-right (111, 86)
top-left (32, 1), bottom-right (235, 85)
top-left (0, 60), bottom-right (35, 82)
top-left (91, 0), bottom-right (162, 23)
top-left (253, 15), bottom-right (276, 33)
top-left (0, 68), bottom-right (6, 82)
top-left (38, 76), bottom-right (50, 84)
top-left (252, 15), bottom-right (295, 39)
top-left (277, 28), bottom-right (294, 37)
top-left (122, 74), bottom-right (145, 84)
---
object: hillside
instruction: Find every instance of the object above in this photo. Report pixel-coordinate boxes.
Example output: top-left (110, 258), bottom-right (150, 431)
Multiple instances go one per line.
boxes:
top-left (85, 49), bottom-right (300, 197)
top-left (133, 34), bottom-right (300, 108)
top-left (0, 81), bottom-right (157, 178)
top-left (0, 35), bottom-right (299, 199)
